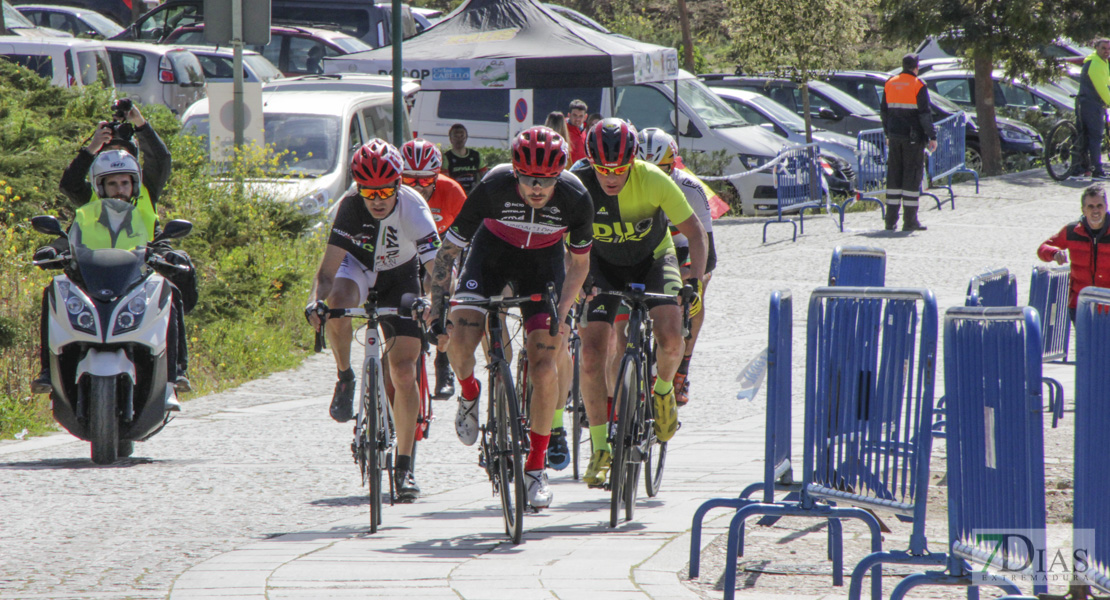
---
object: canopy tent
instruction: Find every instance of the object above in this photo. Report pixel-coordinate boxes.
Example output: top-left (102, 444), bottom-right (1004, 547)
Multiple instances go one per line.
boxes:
top-left (323, 0), bottom-right (679, 89)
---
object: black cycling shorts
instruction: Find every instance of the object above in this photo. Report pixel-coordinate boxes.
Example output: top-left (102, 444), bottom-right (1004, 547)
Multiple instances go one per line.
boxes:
top-left (336, 255), bottom-right (422, 339)
top-left (455, 227), bottom-right (564, 333)
top-left (675, 231), bottom-right (717, 273)
top-left (586, 251), bottom-right (682, 324)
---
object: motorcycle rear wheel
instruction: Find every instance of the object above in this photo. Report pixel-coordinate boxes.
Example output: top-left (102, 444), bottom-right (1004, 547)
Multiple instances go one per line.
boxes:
top-left (89, 375), bottom-right (119, 465)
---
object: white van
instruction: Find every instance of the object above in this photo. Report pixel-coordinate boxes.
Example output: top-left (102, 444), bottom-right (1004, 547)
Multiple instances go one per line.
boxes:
top-left (179, 89), bottom-right (412, 215)
top-left (0, 36), bottom-right (113, 88)
top-left (408, 73), bottom-right (787, 214)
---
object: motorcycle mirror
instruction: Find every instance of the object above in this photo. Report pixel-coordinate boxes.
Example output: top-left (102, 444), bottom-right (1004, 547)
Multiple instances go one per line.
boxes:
top-left (31, 215), bottom-right (66, 238)
top-left (155, 220), bottom-right (193, 242)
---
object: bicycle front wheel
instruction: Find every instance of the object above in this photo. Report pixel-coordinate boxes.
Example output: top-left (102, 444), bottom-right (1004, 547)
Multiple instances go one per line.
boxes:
top-left (610, 355), bottom-right (641, 527)
top-left (1045, 119), bottom-right (1079, 181)
top-left (494, 365), bottom-right (525, 543)
top-left (363, 360), bottom-right (383, 533)
top-left (570, 337), bottom-right (584, 481)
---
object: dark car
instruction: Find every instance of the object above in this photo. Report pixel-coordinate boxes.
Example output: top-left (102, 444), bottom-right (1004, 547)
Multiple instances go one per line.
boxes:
top-left (698, 74), bottom-right (883, 137)
top-left (163, 23), bottom-right (371, 76)
top-left (918, 68), bottom-right (1074, 116)
top-left (822, 70), bottom-right (1043, 171)
top-left (12, 0), bottom-right (140, 26)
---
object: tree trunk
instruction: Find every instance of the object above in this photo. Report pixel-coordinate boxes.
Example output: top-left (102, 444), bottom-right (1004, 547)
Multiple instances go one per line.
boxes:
top-left (973, 52), bottom-right (1003, 176)
top-left (676, 0), bottom-right (695, 73)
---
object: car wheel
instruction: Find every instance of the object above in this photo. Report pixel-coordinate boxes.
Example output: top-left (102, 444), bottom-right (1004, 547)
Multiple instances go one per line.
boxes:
top-left (965, 145), bottom-right (983, 172)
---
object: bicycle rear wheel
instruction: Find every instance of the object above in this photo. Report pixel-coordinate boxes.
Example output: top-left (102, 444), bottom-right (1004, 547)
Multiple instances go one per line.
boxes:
top-left (610, 355), bottom-right (640, 527)
top-left (643, 435), bottom-right (667, 498)
top-left (494, 365), bottom-right (525, 543)
top-left (1045, 119), bottom-right (1079, 181)
top-left (363, 361), bottom-right (383, 533)
top-left (570, 336), bottom-right (583, 480)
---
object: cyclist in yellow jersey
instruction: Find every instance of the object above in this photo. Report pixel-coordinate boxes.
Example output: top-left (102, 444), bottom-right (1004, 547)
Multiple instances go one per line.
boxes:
top-left (569, 118), bottom-right (707, 487)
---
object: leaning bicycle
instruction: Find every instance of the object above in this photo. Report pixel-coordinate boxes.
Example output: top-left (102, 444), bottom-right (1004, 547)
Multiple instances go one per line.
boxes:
top-left (315, 291), bottom-right (431, 533)
top-left (1044, 111), bottom-right (1110, 181)
top-left (606, 283), bottom-right (692, 527)
top-left (442, 284), bottom-right (558, 544)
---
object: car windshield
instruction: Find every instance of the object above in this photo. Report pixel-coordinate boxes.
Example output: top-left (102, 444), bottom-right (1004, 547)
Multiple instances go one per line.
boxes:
top-left (749, 94), bottom-right (808, 133)
top-left (1031, 82), bottom-right (1074, 106)
top-left (329, 36), bottom-right (373, 54)
top-left (183, 113), bottom-right (341, 176)
top-left (678, 78), bottom-right (748, 129)
top-left (3, 2), bottom-right (35, 27)
top-left (931, 92), bottom-right (963, 113)
top-left (79, 11), bottom-right (124, 37)
top-left (809, 80), bottom-right (878, 115)
top-left (243, 54), bottom-right (282, 82)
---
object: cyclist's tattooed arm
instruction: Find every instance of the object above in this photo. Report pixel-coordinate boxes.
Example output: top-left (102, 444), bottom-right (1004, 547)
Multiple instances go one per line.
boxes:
top-left (429, 239), bottom-right (463, 318)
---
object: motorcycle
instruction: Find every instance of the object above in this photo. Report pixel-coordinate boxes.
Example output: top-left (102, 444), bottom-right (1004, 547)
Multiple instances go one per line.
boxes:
top-left (31, 214), bottom-right (192, 464)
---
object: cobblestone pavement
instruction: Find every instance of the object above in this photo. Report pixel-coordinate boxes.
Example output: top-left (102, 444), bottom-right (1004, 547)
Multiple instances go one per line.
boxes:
top-left (0, 168), bottom-right (1086, 599)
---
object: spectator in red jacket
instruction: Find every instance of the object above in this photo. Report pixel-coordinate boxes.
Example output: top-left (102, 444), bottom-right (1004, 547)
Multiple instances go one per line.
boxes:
top-left (1038, 184), bottom-right (1110, 321)
top-left (566, 99), bottom-right (589, 164)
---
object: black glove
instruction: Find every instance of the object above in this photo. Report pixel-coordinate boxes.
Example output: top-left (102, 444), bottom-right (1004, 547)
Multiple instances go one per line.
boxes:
top-left (304, 300), bottom-right (328, 325)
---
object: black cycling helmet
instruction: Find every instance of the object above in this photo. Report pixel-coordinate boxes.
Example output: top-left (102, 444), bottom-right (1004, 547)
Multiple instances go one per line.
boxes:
top-left (586, 118), bottom-right (637, 168)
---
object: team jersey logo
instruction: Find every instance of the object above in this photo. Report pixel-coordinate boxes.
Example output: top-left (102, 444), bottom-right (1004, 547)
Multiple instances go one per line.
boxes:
top-left (592, 218), bottom-right (653, 243)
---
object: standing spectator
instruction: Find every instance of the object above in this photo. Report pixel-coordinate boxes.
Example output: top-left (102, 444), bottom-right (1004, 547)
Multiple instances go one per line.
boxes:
top-left (544, 111), bottom-right (570, 142)
top-left (443, 123), bottom-right (486, 194)
top-left (587, 113), bottom-right (603, 130)
top-left (566, 99), bottom-right (589, 164)
top-left (880, 53), bottom-right (937, 232)
top-left (1038, 184), bottom-right (1110, 322)
top-left (1074, 38), bottom-right (1110, 179)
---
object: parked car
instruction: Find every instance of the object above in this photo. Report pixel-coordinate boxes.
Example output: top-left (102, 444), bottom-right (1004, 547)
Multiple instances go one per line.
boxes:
top-left (916, 33), bottom-right (1093, 66)
top-left (262, 72), bottom-right (420, 101)
top-left (700, 74), bottom-right (884, 137)
top-left (821, 70), bottom-right (1043, 171)
top-left (163, 23), bottom-right (371, 76)
top-left (408, 74), bottom-right (790, 214)
top-left (0, 35), bottom-right (112, 87)
top-left (111, 0), bottom-right (418, 49)
top-left (12, 0), bottom-right (154, 25)
top-left (411, 6), bottom-right (441, 32)
top-left (178, 45), bottom-right (282, 83)
top-left (15, 4), bottom-right (123, 38)
top-left (918, 68), bottom-right (1075, 117)
top-left (2, 0), bottom-right (73, 37)
top-left (101, 40), bottom-right (204, 115)
top-left (180, 89), bottom-right (413, 215)
top-left (710, 86), bottom-right (882, 188)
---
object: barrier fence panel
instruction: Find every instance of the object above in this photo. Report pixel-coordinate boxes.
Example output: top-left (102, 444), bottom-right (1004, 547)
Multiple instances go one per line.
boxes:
top-left (1029, 264), bottom-right (1070, 426)
top-left (854, 128), bottom-right (888, 219)
top-left (1074, 288), bottom-right (1110, 594)
top-left (923, 112), bottom-right (980, 210)
top-left (688, 290), bottom-right (800, 579)
top-left (829, 246), bottom-right (887, 287)
top-left (764, 144), bottom-right (844, 243)
top-left (964, 268), bottom-right (1018, 307)
top-left (885, 307), bottom-right (1046, 600)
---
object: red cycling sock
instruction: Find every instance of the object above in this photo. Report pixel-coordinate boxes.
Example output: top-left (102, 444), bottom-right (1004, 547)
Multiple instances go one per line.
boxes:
top-left (526, 431), bottom-right (549, 471)
top-left (459, 375), bottom-right (480, 401)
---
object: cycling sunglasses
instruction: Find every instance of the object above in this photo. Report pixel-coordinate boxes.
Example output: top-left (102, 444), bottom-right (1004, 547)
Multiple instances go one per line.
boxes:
top-left (402, 175), bottom-right (437, 187)
top-left (517, 174), bottom-right (558, 188)
top-left (592, 162), bottom-right (632, 176)
top-left (358, 185), bottom-right (397, 200)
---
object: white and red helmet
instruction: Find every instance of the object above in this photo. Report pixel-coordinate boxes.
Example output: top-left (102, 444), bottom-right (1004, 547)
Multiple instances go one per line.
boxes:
top-left (350, 139), bottom-right (403, 187)
top-left (401, 138), bottom-right (442, 175)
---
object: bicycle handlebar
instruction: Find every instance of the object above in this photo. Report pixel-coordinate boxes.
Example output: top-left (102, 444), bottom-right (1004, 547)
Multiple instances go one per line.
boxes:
top-left (448, 281), bottom-right (561, 337)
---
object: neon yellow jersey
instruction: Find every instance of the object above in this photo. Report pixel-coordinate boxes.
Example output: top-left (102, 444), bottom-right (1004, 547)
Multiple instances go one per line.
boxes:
top-left (570, 160), bottom-right (694, 266)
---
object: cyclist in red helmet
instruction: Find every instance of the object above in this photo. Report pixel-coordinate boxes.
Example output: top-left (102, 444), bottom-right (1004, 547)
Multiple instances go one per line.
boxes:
top-left (570, 118), bottom-right (707, 488)
top-left (305, 138), bottom-right (441, 502)
top-left (426, 126), bottom-right (594, 509)
top-left (401, 139), bottom-right (468, 400)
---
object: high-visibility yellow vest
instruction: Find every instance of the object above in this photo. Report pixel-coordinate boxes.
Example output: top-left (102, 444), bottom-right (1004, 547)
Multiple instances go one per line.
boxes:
top-left (71, 190), bottom-right (156, 250)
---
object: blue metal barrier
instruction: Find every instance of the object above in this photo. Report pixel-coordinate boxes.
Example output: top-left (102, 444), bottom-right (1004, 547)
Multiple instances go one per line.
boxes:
top-left (1029, 264), bottom-right (1070, 426)
top-left (965, 268), bottom-right (1018, 307)
top-left (853, 128), bottom-right (888, 220)
top-left (713, 288), bottom-right (939, 600)
top-left (878, 307), bottom-right (1045, 600)
top-left (764, 144), bottom-right (844, 243)
top-left (1074, 288), bottom-right (1110, 594)
top-left (923, 112), bottom-right (979, 210)
top-left (689, 290), bottom-right (801, 580)
top-left (828, 246), bottom-right (886, 286)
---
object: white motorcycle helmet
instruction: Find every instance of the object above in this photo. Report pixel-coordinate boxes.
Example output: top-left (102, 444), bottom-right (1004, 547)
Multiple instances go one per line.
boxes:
top-left (89, 149), bottom-right (142, 200)
top-left (636, 127), bottom-right (679, 168)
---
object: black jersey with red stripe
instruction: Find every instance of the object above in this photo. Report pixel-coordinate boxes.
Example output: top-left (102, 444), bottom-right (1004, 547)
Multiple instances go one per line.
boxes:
top-left (444, 164), bottom-right (594, 253)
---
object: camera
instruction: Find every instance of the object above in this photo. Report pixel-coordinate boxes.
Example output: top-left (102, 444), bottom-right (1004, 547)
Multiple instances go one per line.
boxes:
top-left (112, 98), bottom-right (133, 120)
top-left (106, 120), bottom-right (135, 142)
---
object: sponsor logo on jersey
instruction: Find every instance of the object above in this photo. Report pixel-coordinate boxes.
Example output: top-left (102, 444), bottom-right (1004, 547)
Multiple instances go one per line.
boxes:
top-left (592, 219), bottom-right (653, 243)
top-left (466, 280), bottom-right (478, 289)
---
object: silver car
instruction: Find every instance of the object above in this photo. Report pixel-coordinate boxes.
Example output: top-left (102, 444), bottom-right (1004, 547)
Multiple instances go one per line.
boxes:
top-left (101, 40), bottom-right (205, 116)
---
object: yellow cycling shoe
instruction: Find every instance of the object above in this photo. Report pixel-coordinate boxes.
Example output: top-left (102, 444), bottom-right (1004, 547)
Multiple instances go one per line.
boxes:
top-left (584, 449), bottom-right (611, 488)
top-left (653, 389), bottom-right (679, 442)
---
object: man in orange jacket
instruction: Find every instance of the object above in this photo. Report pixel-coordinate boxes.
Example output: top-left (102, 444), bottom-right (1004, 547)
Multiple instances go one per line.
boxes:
top-left (881, 53), bottom-right (938, 232)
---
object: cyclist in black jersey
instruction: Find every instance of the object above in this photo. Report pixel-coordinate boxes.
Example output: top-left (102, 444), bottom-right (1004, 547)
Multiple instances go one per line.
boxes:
top-left (428, 126), bottom-right (594, 509)
top-left (570, 119), bottom-right (707, 488)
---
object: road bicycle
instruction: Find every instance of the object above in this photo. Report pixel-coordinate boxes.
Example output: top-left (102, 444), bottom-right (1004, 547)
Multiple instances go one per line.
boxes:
top-left (315, 291), bottom-right (432, 533)
top-left (605, 283), bottom-right (692, 527)
top-left (1044, 111), bottom-right (1110, 181)
top-left (442, 284), bottom-right (558, 544)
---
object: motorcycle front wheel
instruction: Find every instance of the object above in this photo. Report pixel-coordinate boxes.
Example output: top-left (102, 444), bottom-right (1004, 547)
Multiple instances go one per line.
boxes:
top-left (89, 375), bottom-right (119, 465)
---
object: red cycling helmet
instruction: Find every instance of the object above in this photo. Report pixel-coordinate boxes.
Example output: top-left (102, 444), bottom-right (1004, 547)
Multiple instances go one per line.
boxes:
top-left (350, 139), bottom-right (403, 187)
top-left (401, 138), bottom-right (442, 174)
top-left (511, 126), bottom-right (568, 178)
top-left (586, 118), bottom-right (637, 168)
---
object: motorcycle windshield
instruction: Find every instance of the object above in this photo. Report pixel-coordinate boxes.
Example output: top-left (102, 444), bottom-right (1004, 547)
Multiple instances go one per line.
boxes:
top-left (73, 246), bottom-right (145, 302)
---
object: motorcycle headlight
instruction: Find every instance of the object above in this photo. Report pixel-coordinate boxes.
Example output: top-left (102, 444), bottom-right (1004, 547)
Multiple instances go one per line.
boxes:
top-left (739, 153), bottom-right (774, 171)
top-left (999, 124), bottom-right (1034, 144)
top-left (297, 189), bottom-right (331, 215)
top-left (57, 281), bottom-right (96, 335)
top-left (113, 280), bottom-right (161, 335)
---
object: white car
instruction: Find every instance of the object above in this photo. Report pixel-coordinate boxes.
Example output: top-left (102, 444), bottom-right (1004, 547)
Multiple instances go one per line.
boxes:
top-left (0, 36), bottom-right (112, 88)
top-left (711, 87), bottom-right (883, 188)
top-left (180, 89), bottom-right (413, 215)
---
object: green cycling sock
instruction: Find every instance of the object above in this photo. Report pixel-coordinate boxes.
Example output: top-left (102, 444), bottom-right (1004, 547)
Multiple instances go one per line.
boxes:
top-left (589, 423), bottom-right (610, 453)
top-left (653, 377), bottom-right (674, 396)
top-left (551, 406), bottom-right (565, 429)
